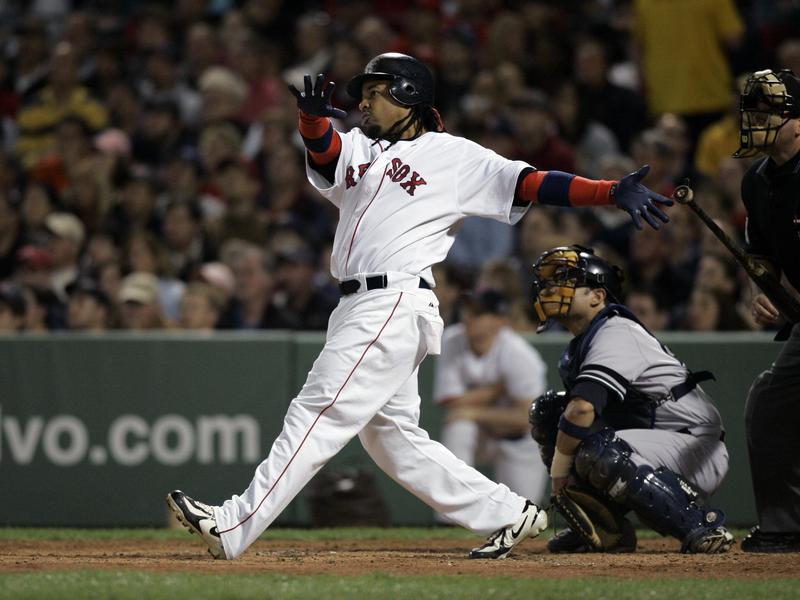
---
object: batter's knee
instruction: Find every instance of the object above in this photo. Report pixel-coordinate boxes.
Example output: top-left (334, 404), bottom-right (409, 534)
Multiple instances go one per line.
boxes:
top-left (574, 429), bottom-right (637, 498)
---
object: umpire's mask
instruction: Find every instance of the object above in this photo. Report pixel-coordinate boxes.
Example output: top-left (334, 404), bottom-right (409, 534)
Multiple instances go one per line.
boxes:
top-left (734, 69), bottom-right (800, 158)
top-left (531, 245), bottom-right (623, 332)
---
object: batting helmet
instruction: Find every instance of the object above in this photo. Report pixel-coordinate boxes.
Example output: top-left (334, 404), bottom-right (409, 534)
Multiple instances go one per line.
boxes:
top-left (531, 245), bottom-right (623, 327)
top-left (346, 53), bottom-right (435, 106)
top-left (734, 69), bottom-right (800, 158)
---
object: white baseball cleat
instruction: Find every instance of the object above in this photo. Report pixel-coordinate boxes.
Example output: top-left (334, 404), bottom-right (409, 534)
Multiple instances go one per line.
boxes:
top-left (166, 490), bottom-right (227, 559)
top-left (468, 500), bottom-right (548, 559)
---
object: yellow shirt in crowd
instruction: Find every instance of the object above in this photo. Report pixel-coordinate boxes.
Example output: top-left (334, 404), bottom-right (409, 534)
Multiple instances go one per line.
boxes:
top-left (16, 86), bottom-right (108, 167)
top-left (634, 0), bottom-right (744, 116)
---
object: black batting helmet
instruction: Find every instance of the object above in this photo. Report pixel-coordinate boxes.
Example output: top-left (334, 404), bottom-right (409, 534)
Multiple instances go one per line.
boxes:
top-left (346, 53), bottom-right (435, 106)
top-left (531, 245), bottom-right (624, 329)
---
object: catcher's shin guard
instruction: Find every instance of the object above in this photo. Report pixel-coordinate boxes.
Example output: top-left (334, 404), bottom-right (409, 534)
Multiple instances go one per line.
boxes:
top-left (574, 430), bottom-right (732, 553)
top-left (624, 467), bottom-right (732, 553)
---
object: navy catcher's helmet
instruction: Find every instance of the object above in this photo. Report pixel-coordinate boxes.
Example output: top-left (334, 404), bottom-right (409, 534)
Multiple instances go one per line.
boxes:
top-left (531, 245), bottom-right (624, 328)
top-left (346, 53), bottom-right (435, 106)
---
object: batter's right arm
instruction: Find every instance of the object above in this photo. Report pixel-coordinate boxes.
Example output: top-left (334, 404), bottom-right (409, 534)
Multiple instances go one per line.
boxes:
top-left (289, 74), bottom-right (346, 183)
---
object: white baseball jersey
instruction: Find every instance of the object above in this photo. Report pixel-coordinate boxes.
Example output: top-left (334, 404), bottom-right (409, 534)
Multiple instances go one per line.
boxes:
top-left (306, 130), bottom-right (531, 283)
top-left (213, 127), bottom-right (538, 559)
top-left (434, 324), bottom-right (549, 502)
top-left (434, 324), bottom-right (547, 406)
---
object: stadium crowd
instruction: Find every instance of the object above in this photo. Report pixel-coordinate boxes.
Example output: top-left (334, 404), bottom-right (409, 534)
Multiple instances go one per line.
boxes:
top-left (0, 0), bottom-right (796, 334)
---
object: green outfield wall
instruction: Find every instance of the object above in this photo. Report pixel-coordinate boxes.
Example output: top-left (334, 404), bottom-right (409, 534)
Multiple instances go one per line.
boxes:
top-left (0, 331), bottom-right (779, 527)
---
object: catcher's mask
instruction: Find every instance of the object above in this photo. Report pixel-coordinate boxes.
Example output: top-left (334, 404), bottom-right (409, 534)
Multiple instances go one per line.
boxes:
top-left (734, 69), bottom-right (800, 158)
top-left (531, 245), bottom-right (623, 332)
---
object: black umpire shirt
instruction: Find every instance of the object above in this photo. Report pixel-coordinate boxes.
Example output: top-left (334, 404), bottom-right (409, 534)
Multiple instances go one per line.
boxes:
top-left (741, 150), bottom-right (800, 293)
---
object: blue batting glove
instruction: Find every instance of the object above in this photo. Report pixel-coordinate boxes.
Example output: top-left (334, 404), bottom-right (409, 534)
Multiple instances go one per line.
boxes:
top-left (612, 165), bottom-right (673, 230)
top-left (288, 74), bottom-right (347, 119)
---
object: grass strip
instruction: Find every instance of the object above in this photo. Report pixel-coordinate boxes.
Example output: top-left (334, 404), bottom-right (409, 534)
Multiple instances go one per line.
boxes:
top-left (0, 572), bottom-right (797, 600)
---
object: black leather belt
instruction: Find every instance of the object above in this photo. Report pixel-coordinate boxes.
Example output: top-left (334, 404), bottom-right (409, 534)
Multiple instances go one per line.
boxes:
top-left (339, 274), bottom-right (431, 295)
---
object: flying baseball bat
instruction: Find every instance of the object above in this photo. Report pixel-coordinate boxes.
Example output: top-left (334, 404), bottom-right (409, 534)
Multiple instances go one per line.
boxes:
top-left (673, 184), bottom-right (800, 324)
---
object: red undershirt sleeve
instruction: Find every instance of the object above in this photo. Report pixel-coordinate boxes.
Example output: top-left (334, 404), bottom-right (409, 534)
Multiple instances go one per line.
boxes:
top-left (515, 168), bottom-right (617, 207)
top-left (298, 111), bottom-right (342, 166)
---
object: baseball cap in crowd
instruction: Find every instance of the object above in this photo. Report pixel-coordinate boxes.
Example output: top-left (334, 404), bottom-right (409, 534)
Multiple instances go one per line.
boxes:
top-left (44, 213), bottom-right (86, 246)
top-left (462, 287), bottom-right (510, 316)
top-left (67, 278), bottom-right (112, 307)
top-left (118, 272), bottom-right (159, 305)
top-left (16, 244), bottom-right (52, 271)
top-left (0, 286), bottom-right (27, 317)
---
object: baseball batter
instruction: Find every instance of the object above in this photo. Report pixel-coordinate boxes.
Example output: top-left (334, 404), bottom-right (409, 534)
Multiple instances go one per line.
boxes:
top-left (529, 245), bottom-right (732, 553)
top-left (166, 53), bottom-right (673, 560)
top-left (434, 287), bottom-right (548, 504)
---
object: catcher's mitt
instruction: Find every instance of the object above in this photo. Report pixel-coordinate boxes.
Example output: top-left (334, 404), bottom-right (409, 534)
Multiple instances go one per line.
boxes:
top-left (551, 486), bottom-right (632, 551)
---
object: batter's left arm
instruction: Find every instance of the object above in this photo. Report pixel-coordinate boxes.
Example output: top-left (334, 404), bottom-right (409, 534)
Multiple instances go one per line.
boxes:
top-left (515, 164), bottom-right (673, 230)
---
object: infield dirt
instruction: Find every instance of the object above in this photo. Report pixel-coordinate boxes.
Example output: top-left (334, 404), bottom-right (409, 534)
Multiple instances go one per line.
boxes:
top-left (0, 537), bottom-right (795, 579)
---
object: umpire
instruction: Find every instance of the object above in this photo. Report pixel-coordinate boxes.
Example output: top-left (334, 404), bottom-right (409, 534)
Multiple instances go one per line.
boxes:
top-left (734, 68), bottom-right (800, 552)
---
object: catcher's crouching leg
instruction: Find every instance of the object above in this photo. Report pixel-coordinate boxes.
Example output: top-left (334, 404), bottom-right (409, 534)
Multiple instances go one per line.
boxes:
top-left (571, 429), bottom-right (733, 554)
top-left (550, 428), bottom-right (637, 553)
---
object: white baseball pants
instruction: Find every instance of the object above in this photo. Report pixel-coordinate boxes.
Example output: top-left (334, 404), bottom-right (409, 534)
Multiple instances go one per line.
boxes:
top-left (214, 284), bottom-right (527, 559)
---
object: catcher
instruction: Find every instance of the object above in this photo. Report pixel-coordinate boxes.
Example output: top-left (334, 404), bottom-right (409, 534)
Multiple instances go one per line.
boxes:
top-left (528, 245), bottom-right (733, 553)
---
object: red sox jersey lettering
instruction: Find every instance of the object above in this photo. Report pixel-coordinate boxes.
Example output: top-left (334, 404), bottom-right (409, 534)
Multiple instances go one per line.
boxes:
top-left (346, 158), bottom-right (427, 196)
top-left (346, 162), bottom-right (373, 189)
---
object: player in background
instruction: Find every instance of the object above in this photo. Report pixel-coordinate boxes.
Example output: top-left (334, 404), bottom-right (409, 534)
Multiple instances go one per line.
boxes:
top-left (733, 69), bottom-right (800, 552)
top-left (528, 245), bottom-right (732, 554)
top-left (434, 287), bottom-right (548, 506)
top-left (166, 53), bottom-right (673, 561)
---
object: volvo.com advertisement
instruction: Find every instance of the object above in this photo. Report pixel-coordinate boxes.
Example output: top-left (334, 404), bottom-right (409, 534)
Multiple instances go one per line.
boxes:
top-left (0, 406), bottom-right (261, 467)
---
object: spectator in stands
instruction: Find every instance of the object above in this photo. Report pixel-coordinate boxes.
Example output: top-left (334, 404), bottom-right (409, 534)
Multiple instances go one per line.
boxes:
top-left (20, 285), bottom-right (54, 331)
top-left (104, 171), bottom-right (161, 242)
top-left (161, 201), bottom-right (215, 281)
top-left (124, 230), bottom-right (186, 322)
top-left (0, 285), bottom-right (26, 332)
top-left (221, 242), bottom-right (286, 330)
top-left (179, 282), bottom-right (226, 331)
top-left (10, 18), bottom-right (50, 105)
top-left (273, 243), bottom-right (336, 331)
top-left (0, 193), bottom-right (27, 280)
top-left (43, 212), bottom-right (84, 301)
top-left (207, 159), bottom-right (269, 246)
top-left (507, 90), bottom-right (575, 172)
top-left (633, 0), bottom-right (744, 146)
top-left (478, 258), bottom-right (536, 333)
top-left (695, 75), bottom-right (749, 179)
top-left (684, 286), bottom-right (751, 332)
top-left (16, 42), bottom-right (107, 167)
top-left (66, 278), bottom-right (112, 332)
top-left (139, 47), bottom-right (201, 127)
top-left (131, 99), bottom-right (190, 169)
top-left (198, 66), bottom-right (248, 127)
top-left (573, 37), bottom-right (648, 152)
top-left (626, 287), bottom-right (671, 332)
top-left (626, 224), bottom-right (693, 314)
top-left (552, 80), bottom-right (620, 179)
top-left (117, 271), bottom-right (168, 330)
